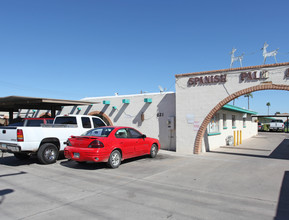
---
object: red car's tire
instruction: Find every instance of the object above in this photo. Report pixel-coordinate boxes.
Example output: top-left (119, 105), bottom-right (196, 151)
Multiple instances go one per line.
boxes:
top-left (150, 144), bottom-right (158, 158)
top-left (107, 150), bottom-right (121, 169)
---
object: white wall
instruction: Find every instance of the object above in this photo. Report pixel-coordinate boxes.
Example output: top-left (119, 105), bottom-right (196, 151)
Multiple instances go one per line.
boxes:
top-left (58, 92), bottom-right (176, 151)
top-left (205, 109), bottom-right (257, 151)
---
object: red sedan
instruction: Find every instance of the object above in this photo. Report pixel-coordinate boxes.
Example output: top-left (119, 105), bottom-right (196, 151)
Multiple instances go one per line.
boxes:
top-left (64, 126), bottom-right (160, 168)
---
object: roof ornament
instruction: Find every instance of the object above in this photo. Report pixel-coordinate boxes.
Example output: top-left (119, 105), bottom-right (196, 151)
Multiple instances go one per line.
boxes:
top-left (261, 42), bottom-right (279, 64)
top-left (230, 48), bottom-right (244, 68)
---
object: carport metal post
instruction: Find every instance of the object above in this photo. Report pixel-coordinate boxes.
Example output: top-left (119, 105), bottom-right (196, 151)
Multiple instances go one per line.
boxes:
top-left (285, 116), bottom-right (289, 133)
top-left (9, 109), bottom-right (13, 123)
top-left (51, 107), bottom-right (56, 118)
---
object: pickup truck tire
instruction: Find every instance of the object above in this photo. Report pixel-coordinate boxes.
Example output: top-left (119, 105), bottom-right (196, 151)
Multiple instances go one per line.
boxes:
top-left (37, 143), bottom-right (59, 164)
top-left (14, 152), bottom-right (31, 160)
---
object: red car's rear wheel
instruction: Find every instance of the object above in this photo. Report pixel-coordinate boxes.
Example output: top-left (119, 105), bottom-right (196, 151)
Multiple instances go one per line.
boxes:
top-left (107, 150), bottom-right (121, 169)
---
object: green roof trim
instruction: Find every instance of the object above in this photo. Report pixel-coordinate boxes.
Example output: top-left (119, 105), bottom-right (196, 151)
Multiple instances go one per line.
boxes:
top-left (103, 100), bottom-right (110, 105)
top-left (207, 132), bottom-right (221, 136)
top-left (263, 117), bottom-right (276, 120)
top-left (222, 104), bottom-right (258, 115)
top-left (122, 99), bottom-right (130, 104)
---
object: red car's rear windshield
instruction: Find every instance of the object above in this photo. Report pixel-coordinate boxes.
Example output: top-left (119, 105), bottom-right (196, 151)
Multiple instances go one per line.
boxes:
top-left (82, 127), bottom-right (115, 137)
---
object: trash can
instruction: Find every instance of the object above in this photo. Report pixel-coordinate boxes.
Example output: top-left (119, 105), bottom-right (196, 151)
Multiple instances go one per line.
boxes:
top-left (226, 135), bottom-right (234, 146)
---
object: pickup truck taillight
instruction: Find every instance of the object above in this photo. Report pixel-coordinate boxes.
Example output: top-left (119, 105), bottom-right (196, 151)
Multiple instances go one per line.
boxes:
top-left (17, 129), bottom-right (24, 142)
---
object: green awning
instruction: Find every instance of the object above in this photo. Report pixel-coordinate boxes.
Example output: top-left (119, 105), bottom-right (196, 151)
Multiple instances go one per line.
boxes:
top-left (222, 104), bottom-right (257, 115)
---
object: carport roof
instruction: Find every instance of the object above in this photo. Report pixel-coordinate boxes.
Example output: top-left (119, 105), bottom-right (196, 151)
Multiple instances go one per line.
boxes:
top-left (0, 96), bottom-right (99, 112)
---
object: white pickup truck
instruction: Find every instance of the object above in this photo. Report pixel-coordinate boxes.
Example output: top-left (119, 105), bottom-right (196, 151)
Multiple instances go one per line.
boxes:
top-left (269, 119), bottom-right (284, 132)
top-left (0, 115), bottom-right (106, 164)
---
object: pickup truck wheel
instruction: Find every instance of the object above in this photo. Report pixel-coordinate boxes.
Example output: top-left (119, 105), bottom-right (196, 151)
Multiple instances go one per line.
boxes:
top-left (14, 152), bottom-right (31, 160)
top-left (37, 143), bottom-right (59, 164)
top-left (107, 150), bottom-right (121, 169)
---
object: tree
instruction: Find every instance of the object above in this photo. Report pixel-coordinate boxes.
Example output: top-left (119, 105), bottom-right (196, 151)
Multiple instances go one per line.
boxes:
top-left (266, 102), bottom-right (271, 115)
top-left (244, 93), bottom-right (253, 109)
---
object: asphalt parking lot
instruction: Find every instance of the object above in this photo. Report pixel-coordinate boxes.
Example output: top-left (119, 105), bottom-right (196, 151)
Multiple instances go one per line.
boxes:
top-left (1, 132), bottom-right (289, 220)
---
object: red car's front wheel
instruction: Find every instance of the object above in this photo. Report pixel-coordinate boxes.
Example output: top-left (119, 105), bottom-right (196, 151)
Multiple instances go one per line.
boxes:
top-left (150, 144), bottom-right (158, 158)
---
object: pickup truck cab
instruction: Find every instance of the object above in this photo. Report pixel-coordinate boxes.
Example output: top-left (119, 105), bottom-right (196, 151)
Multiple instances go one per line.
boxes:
top-left (0, 115), bottom-right (106, 164)
top-left (269, 119), bottom-right (284, 132)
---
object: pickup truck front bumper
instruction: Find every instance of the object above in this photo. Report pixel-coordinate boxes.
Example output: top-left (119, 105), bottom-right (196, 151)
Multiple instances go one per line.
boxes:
top-left (0, 143), bottom-right (21, 153)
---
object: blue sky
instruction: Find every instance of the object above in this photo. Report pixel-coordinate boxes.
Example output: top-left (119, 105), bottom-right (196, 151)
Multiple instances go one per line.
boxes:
top-left (0, 0), bottom-right (289, 115)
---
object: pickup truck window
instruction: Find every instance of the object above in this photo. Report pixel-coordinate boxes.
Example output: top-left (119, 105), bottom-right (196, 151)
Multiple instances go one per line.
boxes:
top-left (54, 117), bottom-right (77, 125)
top-left (81, 117), bottom-right (92, 128)
top-left (8, 121), bottom-right (24, 126)
top-left (46, 119), bottom-right (53, 124)
top-left (92, 118), bottom-right (106, 128)
top-left (271, 120), bottom-right (283, 123)
top-left (26, 120), bottom-right (44, 127)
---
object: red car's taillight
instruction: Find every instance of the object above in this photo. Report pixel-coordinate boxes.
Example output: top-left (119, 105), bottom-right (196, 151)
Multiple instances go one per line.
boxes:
top-left (88, 140), bottom-right (104, 148)
top-left (17, 129), bottom-right (24, 142)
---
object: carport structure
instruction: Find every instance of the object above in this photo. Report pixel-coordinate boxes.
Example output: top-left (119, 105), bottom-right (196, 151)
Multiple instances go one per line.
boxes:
top-left (255, 114), bottom-right (289, 132)
top-left (0, 96), bottom-right (99, 122)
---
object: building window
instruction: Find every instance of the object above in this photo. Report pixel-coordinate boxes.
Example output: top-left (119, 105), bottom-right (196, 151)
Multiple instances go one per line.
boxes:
top-left (223, 114), bottom-right (227, 129)
top-left (232, 115), bottom-right (236, 128)
top-left (208, 113), bottom-right (220, 134)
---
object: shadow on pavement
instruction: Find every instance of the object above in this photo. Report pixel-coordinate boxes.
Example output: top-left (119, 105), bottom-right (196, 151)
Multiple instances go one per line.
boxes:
top-left (210, 139), bottom-right (289, 160)
top-left (0, 171), bottom-right (27, 178)
top-left (0, 189), bottom-right (14, 205)
top-left (60, 153), bottom-right (172, 170)
top-left (275, 171), bottom-right (289, 220)
top-left (0, 155), bottom-right (39, 166)
top-left (60, 160), bottom-right (108, 170)
top-left (270, 139), bottom-right (289, 160)
top-left (0, 153), bottom-right (68, 167)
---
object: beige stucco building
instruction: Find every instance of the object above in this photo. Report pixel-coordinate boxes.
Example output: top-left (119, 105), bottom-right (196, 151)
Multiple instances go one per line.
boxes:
top-left (6, 62), bottom-right (289, 154)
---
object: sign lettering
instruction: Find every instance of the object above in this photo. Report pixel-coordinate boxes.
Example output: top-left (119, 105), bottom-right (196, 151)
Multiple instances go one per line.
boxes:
top-left (188, 74), bottom-right (227, 86)
top-left (240, 71), bottom-right (269, 81)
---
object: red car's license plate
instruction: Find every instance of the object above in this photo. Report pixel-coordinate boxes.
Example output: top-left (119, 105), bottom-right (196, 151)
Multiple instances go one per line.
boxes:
top-left (73, 153), bottom-right (80, 158)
